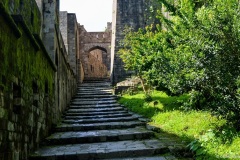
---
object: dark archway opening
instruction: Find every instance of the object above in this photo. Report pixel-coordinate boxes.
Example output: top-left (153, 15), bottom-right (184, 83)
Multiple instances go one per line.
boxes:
top-left (85, 46), bottom-right (109, 79)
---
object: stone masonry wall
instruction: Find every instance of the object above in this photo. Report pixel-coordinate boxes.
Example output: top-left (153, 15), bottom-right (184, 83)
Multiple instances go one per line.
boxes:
top-left (42, 0), bottom-right (57, 62)
top-left (111, 0), bottom-right (158, 84)
top-left (60, 12), bottom-right (82, 83)
top-left (59, 11), bottom-right (68, 53)
top-left (42, 0), bottom-right (77, 124)
top-left (0, 0), bottom-right (78, 159)
top-left (67, 13), bottom-right (78, 76)
top-left (79, 24), bottom-right (111, 79)
top-left (0, 1), bottom-right (55, 159)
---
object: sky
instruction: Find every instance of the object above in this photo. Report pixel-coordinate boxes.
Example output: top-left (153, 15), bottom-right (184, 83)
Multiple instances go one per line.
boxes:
top-left (60, 0), bottom-right (113, 32)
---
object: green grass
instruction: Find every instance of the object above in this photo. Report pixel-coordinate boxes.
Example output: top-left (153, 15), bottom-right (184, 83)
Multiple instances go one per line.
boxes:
top-left (118, 90), bottom-right (240, 159)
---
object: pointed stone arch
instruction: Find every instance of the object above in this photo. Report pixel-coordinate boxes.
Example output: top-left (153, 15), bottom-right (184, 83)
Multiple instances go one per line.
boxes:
top-left (88, 46), bottom-right (107, 53)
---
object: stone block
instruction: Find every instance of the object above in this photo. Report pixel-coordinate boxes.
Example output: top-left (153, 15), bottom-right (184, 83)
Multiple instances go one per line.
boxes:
top-left (7, 122), bottom-right (14, 132)
top-left (0, 108), bottom-right (6, 119)
top-left (0, 92), bottom-right (3, 107)
top-left (13, 98), bottom-right (23, 107)
top-left (34, 94), bottom-right (40, 101)
top-left (13, 151), bottom-right (19, 160)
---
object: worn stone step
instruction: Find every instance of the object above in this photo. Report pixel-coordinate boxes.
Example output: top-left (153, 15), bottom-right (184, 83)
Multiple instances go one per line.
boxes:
top-left (74, 94), bottom-right (117, 99)
top-left (82, 79), bottom-right (110, 83)
top-left (64, 110), bottom-right (129, 116)
top-left (71, 96), bottom-right (117, 102)
top-left (77, 88), bottom-right (112, 91)
top-left (71, 99), bottom-right (117, 105)
top-left (55, 121), bottom-right (145, 132)
top-left (104, 155), bottom-right (178, 160)
top-left (76, 91), bottom-right (112, 95)
top-left (45, 127), bottom-right (154, 145)
top-left (29, 139), bottom-right (169, 160)
top-left (67, 107), bottom-right (125, 113)
top-left (76, 92), bottom-right (113, 96)
top-left (62, 116), bottom-right (139, 124)
top-left (64, 113), bottom-right (132, 120)
top-left (68, 103), bottom-right (120, 109)
top-left (79, 83), bottom-right (111, 87)
top-left (77, 87), bottom-right (112, 91)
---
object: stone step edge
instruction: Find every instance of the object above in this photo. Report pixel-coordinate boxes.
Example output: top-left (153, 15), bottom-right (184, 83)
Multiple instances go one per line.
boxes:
top-left (146, 124), bottom-right (193, 158)
top-left (54, 122), bottom-right (146, 132)
top-left (63, 111), bottom-right (129, 116)
top-left (29, 144), bottom-right (169, 160)
top-left (44, 131), bottom-right (155, 145)
top-left (68, 104), bottom-right (121, 108)
top-left (66, 108), bottom-right (127, 113)
top-left (61, 117), bottom-right (139, 124)
top-left (63, 113), bottom-right (133, 119)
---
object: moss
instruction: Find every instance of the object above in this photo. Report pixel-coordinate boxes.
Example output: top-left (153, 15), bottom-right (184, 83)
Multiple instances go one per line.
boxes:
top-left (0, 6), bottom-right (54, 98)
top-left (0, 1), bottom-right (21, 38)
top-left (12, 15), bottom-right (40, 50)
top-left (2, 0), bottom-right (42, 34)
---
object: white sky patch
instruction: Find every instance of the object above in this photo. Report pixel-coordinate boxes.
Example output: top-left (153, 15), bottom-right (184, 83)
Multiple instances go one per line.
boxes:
top-left (60, 0), bottom-right (113, 32)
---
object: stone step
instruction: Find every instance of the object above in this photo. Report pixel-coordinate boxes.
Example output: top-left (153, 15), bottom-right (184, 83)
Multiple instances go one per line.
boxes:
top-left (76, 89), bottom-right (112, 93)
top-left (66, 107), bottom-right (125, 113)
top-left (64, 110), bottom-right (129, 116)
top-left (71, 96), bottom-right (117, 102)
top-left (82, 80), bottom-right (110, 83)
top-left (77, 87), bottom-right (112, 91)
top-left (55, 121), bottom-right (145, 132)
top-left (45, 127), bottom-right (154, 145)
top-left (83, 78), bottom-right (110, 82)
top-left (29, 139), bottom-right (169, 160)
top-left (79, 83), bottom-right (111, 87)
top-left (62, 116), bottom-right (139, 124)
top-left (76, 92), bottom-right (113, 95)
top-left (74, 94), bottom-right (117, 99)
top-left (64, 113), bottom-right (132, 120)
top-left (77, 88), bottom-right (112, 91)
top-left (76, 93), bottom-right (113, 96)
top-left (68, 103), bottom-right (120, 109)
top-left (104, 155), bottom-right (178, 160)
top-left (77, 87), bottom-right (113, 92)
top-left (71, 99), bottom-right (117, 105)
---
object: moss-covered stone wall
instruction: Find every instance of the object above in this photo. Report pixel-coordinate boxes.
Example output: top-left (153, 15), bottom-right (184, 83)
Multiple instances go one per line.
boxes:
top-left (0, 0), bottom-right (77, 159)
top-left (1, 0), bottom-right (42, 35)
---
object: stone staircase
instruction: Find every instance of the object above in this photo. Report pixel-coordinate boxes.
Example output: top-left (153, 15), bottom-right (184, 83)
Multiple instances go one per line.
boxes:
top-left (29, 80), bottom-right (180, 160)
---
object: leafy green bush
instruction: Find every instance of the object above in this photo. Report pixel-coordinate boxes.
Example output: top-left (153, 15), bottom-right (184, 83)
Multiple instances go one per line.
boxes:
top-left (118, 0), bottom-right (240, 129)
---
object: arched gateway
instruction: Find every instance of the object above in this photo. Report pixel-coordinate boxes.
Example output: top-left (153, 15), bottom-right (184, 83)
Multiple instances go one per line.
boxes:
top-left (79, 23), bottom-right (111, 79)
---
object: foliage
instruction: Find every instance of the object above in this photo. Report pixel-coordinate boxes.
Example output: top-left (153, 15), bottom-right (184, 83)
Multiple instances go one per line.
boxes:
top-left (119, 91), bottom-right (240, 159)
top-left (118, 0), bottom-right (240, 129)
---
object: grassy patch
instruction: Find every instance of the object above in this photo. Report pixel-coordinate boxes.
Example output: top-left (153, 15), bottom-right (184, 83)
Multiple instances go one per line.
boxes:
top-left (118, 91), bottom-right (240, 159)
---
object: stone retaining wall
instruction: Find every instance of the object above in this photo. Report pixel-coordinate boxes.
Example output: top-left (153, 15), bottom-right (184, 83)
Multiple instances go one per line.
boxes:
top-left (0, 0), bottom-right (78, 159)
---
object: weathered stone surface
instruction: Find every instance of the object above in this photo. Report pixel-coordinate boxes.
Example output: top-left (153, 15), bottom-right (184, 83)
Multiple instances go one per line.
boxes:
top-left (62, 116), bottom-right (139, 124)
top-left (31, 139), bottom-right (169, 160)
top-left (64, 110), bottom-right (129, 116)
top-left (79, 24), bottom-right (111, 79)
top-left (0, 0), bottom-right (78, 159)
top-left (29, 80), bottom-right (185, 160)
top-left (64, 113), bottom-right (133, 120)
top-left (111, 0), bottom-right (158, 84)
top-left (46, 127), bottom-right (154, 144)
top-left (68, 103), bottom-right (121, 109)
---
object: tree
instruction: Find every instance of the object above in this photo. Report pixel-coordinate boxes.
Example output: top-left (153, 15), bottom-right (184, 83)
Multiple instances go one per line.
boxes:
top-left (119, 0), bottom-right (240, 128)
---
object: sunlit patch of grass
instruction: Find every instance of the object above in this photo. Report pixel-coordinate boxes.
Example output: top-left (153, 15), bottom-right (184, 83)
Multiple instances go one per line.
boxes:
top-left (118, 90), bottom-right (240, 159)
top-left (151, 110), bottom-right (226, 140)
